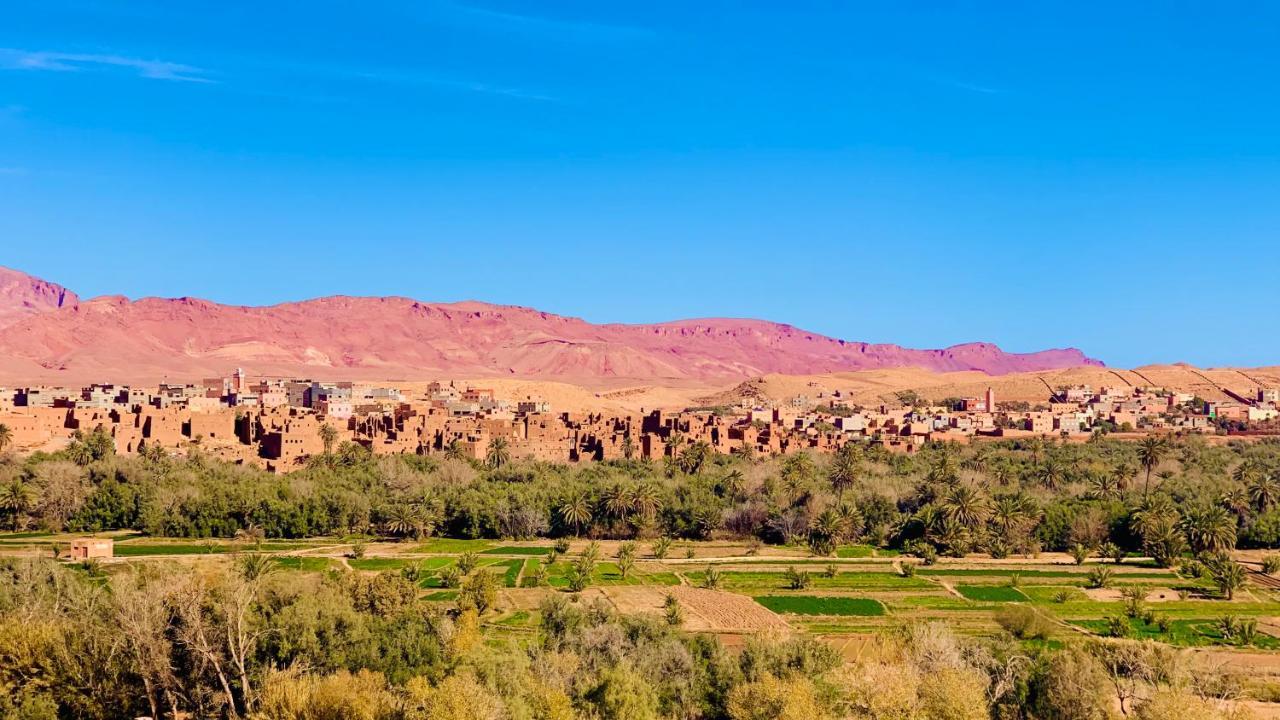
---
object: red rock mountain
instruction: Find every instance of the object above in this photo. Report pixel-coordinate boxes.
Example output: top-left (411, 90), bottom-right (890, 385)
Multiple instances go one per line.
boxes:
top-left (0, 267), bottom-right (1102, 384)
top-left (0, 266), bottom-right (79, 330)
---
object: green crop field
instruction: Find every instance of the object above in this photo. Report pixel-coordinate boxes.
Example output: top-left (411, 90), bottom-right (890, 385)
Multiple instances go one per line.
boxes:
top-left (754, 595), bottom-right (887, 616)
top-left (955, 585), bottom-right (1028, 602)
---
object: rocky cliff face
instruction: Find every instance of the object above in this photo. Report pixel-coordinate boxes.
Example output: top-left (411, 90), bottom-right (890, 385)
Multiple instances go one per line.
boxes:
top-left (0, 266), bottom-right (79, 330)
top-left (0, 266), bottom-right (1102, 383)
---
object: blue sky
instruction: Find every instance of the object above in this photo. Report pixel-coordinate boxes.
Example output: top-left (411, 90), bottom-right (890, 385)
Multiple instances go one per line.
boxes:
top-left (2, 2), bottom-right (1278, 368)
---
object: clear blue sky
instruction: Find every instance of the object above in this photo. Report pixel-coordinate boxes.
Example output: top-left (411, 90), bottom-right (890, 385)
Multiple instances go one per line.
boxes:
top-left (2, 2), bottom-right (1278, 368)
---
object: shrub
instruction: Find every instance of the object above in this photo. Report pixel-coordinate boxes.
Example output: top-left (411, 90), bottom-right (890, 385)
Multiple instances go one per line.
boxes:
top-left (553, 537), bottom-right (571, 554)
top-left (746, 538), bottom-right (762, 556)
top-left (899, 562), bottom-right (916, 578)
top-left (1052, 588), bottom-right (1080, 603)
top-left (1106, 615), bottom-right (1132, 638)
top-left (1069, 544), bottom-right (1091, 566)
top-left (996, 605), bottom-right (1054, 640)
top-left (1087, 565), bottom-right (1113, 589)
top-left (439, 565), bottom-right (463, 589)
top-left (1264, 555), bottom-right (1280, 575)
top-left (651, 536), bottom-right (671, 559)
top-left (456, 551), bottom-right (479, 576)
top-left (784, 566), bottom-right (811, 590)
top-left (348, 540), bottom-right (367, 560)
top-left (1121, 586), bottom-right (1147, 618)
top-left (822, 563), bottom-right (838, 579)
top-left (1100, 541), bottom-right (1124, 564)
top-left (703, 566), bottom-right (723, 590)
top-left (664, 593), bottom-right (683, 626)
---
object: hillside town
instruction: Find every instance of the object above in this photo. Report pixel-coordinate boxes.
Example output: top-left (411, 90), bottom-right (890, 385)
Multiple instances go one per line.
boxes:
top-left (1, 368), bottom-right (1278, 472)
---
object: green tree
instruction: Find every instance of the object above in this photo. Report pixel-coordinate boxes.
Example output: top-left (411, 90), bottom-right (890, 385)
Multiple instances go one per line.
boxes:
top-left (558, 492), bottom-right (593, 537)
top-left (1180, 504), bottom-right (1237, 555)
top-left (484, 437), bottom-right (510, 469)
top-left (1137, 437), bottom-right (1168, 499)
top-left (318, 423), bottom-right (339, 457)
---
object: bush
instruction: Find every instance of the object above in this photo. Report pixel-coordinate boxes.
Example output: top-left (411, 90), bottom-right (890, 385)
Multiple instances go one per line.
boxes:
top-left (1264, 555), bottom-right (1280, 575)
top-left (1106, 615), bottom-right (1132, 638)
top-left (439, 566), bottom-right (463, 589)
top-left (1087, 565), bottom-right (1113, 589)
top-left (1069, 544), bottom-right (1091, 566)
top-left (702, 566), bottom-right (723, 590)
top-left (1052, 588), bottom-right (1081, 603)
top-left (651, 536), bottom-right (671, 559)
top-left (996, 605), bottom-right (1054, 640)
top-left (784, 566), bottom-right (811, 590)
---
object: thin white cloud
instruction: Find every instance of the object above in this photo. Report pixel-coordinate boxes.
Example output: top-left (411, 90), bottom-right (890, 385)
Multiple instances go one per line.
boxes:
top-left (950, 80), bottom-right (1001, 95)
top-left (0, 49), bottom-right (212, 83)
top-left (440, 2), bottom-right (652, 42)
top-left (346, 68), bottom-right (556, 102)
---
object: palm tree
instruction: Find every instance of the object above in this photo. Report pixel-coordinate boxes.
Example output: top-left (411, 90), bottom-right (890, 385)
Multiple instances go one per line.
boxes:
top-left (604, 485), bottom-right (634, 523)
top-left (663, 432), bottom-right (686, 460)
top-left (1207, 555), bottom-right (1247, 600)
top-left (719, 469), bottom-right (745, 500)
top-left (631, 483), bottom-right (662, 523)
top-left (443, 439), bottom-right (466, 461)
top-left (0, 480), bottom-right (33, 530)
top-left (1137, 437), bottom-right (1168, 499)
top-left (679, 441), bottom-right (711, 475)
top-left (1248, 473), bottom-right (1280, 513)
top-left (990, 496), bottom-right (1029, 538)
top-left (559, 492), bottom-right (593, 537)
top-left (1181, 505), bottom-right (1237, 555)
top-left (383, 503), bottom-right (429, 539)
top-left (1036, 456), bottom-right (1064, 490)
top-left (943, 485), bottom-right (989, 527)
top-left (318, 423), bottom-right (339, 457)
top-left (925, 452), bottom-right (960, 486)
top-left (0, 424), bottom-right (11, 454)
top-left (1087, 472), bottom-right (1121, 501)
top-left (620, 435), bottom-right (636, 461)
top-left (485, 437), bottom-right (510, 469)
top-left (1233, 460), bottom-right (1261, 487)
top-left (828, 449), bottom-right (859, 502)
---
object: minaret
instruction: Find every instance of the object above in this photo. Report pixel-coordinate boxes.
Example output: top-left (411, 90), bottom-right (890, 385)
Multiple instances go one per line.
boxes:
top-left (984, 387), bottom-right (996, 412)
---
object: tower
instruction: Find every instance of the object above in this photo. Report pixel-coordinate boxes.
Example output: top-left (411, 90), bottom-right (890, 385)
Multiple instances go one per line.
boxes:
top-left (984, 387), bottom-right (996, 412)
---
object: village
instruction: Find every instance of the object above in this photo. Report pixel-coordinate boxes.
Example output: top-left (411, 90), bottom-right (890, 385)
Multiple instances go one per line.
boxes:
top-left (1, 367), bottom-right (1278, 472)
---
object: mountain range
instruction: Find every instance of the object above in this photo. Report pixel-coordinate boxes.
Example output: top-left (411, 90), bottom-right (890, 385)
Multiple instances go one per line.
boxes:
top-left (0, 266), bottom-right (1102, 384)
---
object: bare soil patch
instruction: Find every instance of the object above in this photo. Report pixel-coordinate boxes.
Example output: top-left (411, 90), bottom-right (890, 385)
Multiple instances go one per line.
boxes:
top-left (602, 586), bottom-right (791, 634)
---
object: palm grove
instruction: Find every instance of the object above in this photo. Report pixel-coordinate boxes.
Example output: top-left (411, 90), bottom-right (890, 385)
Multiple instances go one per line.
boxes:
top-left (2, 428), bottom-right (1280, 718)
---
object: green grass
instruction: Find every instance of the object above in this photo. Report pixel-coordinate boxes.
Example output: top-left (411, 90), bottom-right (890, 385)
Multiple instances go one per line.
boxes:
top-left (835, 545), bottom-right (875, 558)
top-left (1071, 617), bottom-right (1280, 649)
top-left (754, 595), bottom-right (886, 616)
top-left (918, 568), bottom-right (1176, 580)
top-left (113, 543), bottom-right (234, 556)
top-left (497, 559), bottom-right (523, 587)
top-left (421, 591), bottom-right (458, 602)
top-left (687, 570), bottom-right (932, 592)
top-left (481, 546), bottom-right (551, 556)
top-left (271, 557), bottom-right (335, 572)
top-left (413, 539), bottom-right (494, 553)
top-left (955, 585), bottom-right (1028, 602)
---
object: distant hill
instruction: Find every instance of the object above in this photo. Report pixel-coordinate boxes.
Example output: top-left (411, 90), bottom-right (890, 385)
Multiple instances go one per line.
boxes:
top-left (0, 266), bottom-right (1102, 384)
top-left (0, 266), bottom-right (79, 330)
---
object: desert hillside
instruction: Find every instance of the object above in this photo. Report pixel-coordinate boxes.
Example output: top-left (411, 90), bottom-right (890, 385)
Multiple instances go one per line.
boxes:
top-left (0, 267), bottom-right (1100, 385)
